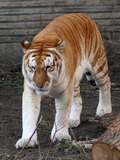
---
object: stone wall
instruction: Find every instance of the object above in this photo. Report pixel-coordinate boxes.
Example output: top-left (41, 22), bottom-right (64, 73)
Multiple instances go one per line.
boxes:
top-left (0, 0), bottom-right (120, 71)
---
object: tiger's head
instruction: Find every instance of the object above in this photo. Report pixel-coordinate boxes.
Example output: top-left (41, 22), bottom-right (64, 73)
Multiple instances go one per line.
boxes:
top-left (21, 40), bottom-right (66, 95)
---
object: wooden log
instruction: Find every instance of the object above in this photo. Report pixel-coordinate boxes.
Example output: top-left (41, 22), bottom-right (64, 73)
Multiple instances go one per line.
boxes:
top-left (99, 113), bottom-right (120, 149)
top-left (75, 114), bottom-right (120, 159)
top-left (92, 142), bottom-right (120, 160)
top-left (92, 114), bottom-right (120, 160)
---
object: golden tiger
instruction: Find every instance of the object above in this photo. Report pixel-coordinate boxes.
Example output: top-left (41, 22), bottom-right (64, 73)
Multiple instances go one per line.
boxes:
top-left (15, 13), bottom-right (112, 148)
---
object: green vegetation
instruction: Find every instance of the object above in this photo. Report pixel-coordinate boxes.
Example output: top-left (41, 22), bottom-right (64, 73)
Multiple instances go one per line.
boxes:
top-left (57, 140), bottom-right (85, 154)
top-left (0, 79), bottom-right (23, 92)
top-left (0, 79), bottom-right (23, 89)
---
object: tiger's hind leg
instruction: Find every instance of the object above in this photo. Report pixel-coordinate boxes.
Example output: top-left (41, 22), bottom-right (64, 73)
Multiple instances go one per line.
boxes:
top-left (96, 75), bottom-right (111, 117)
top-left (69, 66), bottom-right (83, 127)
top-left (87, 58), bottom-right (112, 117)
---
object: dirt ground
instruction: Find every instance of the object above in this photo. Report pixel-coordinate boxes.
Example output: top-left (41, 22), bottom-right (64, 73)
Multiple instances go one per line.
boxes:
top-left (0, 40), bottom-right (120, 160)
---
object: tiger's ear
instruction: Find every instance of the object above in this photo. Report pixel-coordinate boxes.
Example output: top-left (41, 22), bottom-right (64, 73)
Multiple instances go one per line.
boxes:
top-left (57, 40), bottom-right (66, 53)
top-left (21, 40), bottom-right (31, 53)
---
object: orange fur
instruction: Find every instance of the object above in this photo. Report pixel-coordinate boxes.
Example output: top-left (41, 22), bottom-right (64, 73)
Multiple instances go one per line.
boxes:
top-left (22, 13), bottom-right (109, 88)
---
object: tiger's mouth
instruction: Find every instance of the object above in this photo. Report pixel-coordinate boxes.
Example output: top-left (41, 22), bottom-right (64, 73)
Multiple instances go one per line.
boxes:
top-left (35, 88), bottom-right (50, 96)
top-left (36, 88), bottom-right (49, 92)
top-left (33, 84), bottom-right (51, 95)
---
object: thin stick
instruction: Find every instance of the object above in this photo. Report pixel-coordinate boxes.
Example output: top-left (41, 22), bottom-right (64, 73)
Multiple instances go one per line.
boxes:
top-left (74, 139), bottom-right (98, 149)
top-left (45, 122), bottom-right (65, 160)
top-left (69, 126), bottom-right (77, 143)
top-left (38, 141), bottom-right (43, 160)
top-left (14, 115), bottom-right (43, 160)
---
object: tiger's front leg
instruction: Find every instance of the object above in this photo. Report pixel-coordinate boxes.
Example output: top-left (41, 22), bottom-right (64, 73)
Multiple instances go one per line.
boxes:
top-left (69, 66), bottom-right (83, 128)
top-left (69, 83), bottom-right (82, 128)
top-left (15, 79), bottom-right (41, 148)
top-left (51, 87), bottom-right (73, 141)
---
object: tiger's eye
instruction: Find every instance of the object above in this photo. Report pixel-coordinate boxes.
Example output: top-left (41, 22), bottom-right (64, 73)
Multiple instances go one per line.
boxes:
top-left (32, 66), bottom-right (35, 70)
top-left (46, 65), bottom-right (50, 70)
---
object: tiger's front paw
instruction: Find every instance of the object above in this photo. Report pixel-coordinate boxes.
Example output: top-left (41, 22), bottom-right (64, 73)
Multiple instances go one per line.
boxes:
top-left (51, 131), bottom-right (71, 142)
top-left (69, 119), bottom-right (80, 128)
top-left (15, 138), bottom-right (38, 149)
top-left (51, 126), bottom-right (71, 142)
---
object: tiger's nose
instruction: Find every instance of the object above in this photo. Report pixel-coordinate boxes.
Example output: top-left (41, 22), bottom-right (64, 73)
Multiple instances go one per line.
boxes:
top-left (33, 81), bottom-right (49, 88)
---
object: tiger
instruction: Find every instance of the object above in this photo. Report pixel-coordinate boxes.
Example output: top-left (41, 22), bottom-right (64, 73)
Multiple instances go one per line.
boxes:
top-left (15, 13), bottom-right (112, 148)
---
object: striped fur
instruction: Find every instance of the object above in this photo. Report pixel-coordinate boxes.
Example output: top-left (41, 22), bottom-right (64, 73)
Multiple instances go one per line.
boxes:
top-left (16, 13), bottom-right (112, 148)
